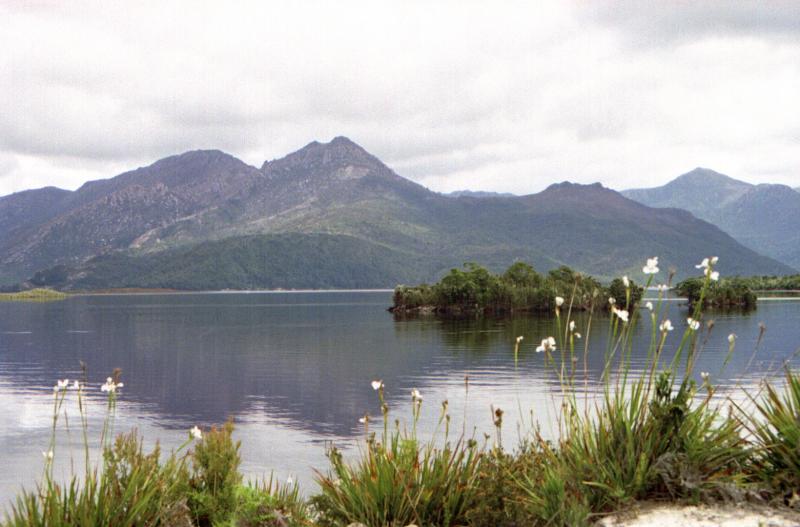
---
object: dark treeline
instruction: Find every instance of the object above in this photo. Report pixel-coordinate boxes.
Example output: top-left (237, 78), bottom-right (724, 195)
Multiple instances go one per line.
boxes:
top-left (675, 276), bottom-right (758, 309)
top-left (734, 274), bottom-right (800, 291)
top-left (390, 262), bottom-right (643, 316)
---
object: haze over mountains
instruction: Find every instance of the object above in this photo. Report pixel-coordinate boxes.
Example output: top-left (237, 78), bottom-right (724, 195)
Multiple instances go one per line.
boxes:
top-left (624, 169), bottom-right (800, 270)
top-left (0, 139), bottom-right (794, 290)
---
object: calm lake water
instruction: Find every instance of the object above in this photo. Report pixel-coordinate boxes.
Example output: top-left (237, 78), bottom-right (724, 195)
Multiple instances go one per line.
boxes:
top-left (1, 291), bottom-right (799, 506)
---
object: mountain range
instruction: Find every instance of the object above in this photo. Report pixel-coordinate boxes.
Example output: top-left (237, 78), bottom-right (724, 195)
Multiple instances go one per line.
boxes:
top-left (0, 139), bottom-right (794, 290)
top-left (623, 168), bottom-right (800, 270)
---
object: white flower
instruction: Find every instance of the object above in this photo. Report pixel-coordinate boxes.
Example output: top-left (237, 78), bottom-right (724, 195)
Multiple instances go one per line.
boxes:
top-left (286, 476), bottom-right (294, 486)
top-left (623, 276), bottom-right (630, 288)
top-left (53, 378), bottom-right (69, 392)
top-left (569, 321), bottom-right (576, 332)
top-left (656, 284), bottom-right (669, 292)
top-left (411, 388), bottom-right (422, 402)
top-left (728, 333), bottom-right (736, 344)
top-left (189, 426), bottom-right (202, 440)
top-left (70, 380), bottom-right (81, 390)
top-left (358, 415), bottom-right (369, 424)
top-left (42, 450), bottom-right (53, 460)
top-left (700, 371), bottom-right (710, 381)
top-left (687, 317), bottom-right (700, 331)
top-left (100, 377), bottom-right (123, 393)
top-left (370, 380), bottom-right (383, 391)
top-left (609, 297), bottom-right (616, 305)
top-left (612, 307), bottom-right (629, 323)
top-left (536, 337), bottom-right (556, 353)
top-left (555, 296), bottom-right (565, 307)
top-left (696, 257), bottom-right (720, 280)
top-left (645, 301), bottom-right (653, 311)
top-left (574, 333), bottom-right (582, 339)
top-left (660, 320), bottom-right (674, 332)
top-left (643, 257), bottom-right (660, 275)
top-left (516, 336), bottom-right (524, 344)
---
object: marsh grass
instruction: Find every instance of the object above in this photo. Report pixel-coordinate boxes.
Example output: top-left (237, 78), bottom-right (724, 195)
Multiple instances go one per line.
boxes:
top-left (0, 289), bottom-right (67, 302)
top-left (3, 375), bottom-right (309, 527)
top-left (740, 368), bottom-right (800, 500)
top-left (312, 390), bottom-right (483, 527)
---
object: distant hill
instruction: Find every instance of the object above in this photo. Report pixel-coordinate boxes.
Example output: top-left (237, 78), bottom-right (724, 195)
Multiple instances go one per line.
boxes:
top-left (623, 168), bottom-right (800, 269)
top-left (1, 141), bottom-right (793, 290)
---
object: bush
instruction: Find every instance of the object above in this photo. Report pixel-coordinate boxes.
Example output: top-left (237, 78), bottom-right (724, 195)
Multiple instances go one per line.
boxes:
top-left (744, 369), bottom-right (800, 499)
top-left (188, 421), bottom-right (242, 526)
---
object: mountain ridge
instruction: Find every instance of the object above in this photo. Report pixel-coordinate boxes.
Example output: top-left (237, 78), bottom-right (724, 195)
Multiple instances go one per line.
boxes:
top-left (623, 169), bottom-right (800, 269)
top-left (1, 139), bottom-right (794, 289)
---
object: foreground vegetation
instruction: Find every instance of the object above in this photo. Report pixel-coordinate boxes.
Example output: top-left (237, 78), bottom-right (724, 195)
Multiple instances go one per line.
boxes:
top-left (0, 288), bottom-right (67, 302)
top-left (391, 261), bottom-right (643, 315)
top-left (6, 257), bottom-right (800, 526)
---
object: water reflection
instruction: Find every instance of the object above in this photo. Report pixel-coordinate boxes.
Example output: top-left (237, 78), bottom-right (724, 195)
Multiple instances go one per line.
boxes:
top-left (1, 292), bottom-right (799, 503)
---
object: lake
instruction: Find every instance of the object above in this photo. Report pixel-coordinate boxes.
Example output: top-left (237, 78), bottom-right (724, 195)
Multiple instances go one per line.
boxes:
top-left (1, 291), bottom-right (799, 506)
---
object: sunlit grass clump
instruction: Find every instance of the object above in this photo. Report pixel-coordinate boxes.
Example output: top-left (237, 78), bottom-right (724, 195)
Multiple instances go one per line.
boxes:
top-left (0, 288), bottom-right (67, 302)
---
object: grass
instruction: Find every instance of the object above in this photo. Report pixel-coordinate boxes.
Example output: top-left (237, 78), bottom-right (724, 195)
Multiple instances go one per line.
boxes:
top-left (312, 391), bottom-right (483, 527)
top-left (0, 289), bottom-right (67, 302)
top-left (2, 374), bottom-right (309, 527)
top-left (4, 256), bottom-right (800, 526)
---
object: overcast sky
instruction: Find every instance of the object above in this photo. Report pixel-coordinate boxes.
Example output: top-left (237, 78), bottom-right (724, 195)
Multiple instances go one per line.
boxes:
top-left (2, 1), bottom-right (799, 197)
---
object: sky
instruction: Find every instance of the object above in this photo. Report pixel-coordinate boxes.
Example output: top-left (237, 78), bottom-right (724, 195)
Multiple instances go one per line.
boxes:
top-left (1, 0), bottom-right (799, 197)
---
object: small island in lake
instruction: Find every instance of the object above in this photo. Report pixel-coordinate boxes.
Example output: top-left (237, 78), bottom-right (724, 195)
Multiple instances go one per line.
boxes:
top-left (675, 277), bottom-right (758, 309)
top-left (390, 262), bottom-right (643, 316)
top-left (672, 273), bottom-right (800, 310)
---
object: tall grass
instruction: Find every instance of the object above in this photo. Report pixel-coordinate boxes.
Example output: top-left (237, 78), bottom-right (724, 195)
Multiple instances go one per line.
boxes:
top-left (3, 373), bottom-right (308, 527)
top-left (741, 368), bottom-right (800, 498)
top-left (313, 387), bottom-right (483, 527)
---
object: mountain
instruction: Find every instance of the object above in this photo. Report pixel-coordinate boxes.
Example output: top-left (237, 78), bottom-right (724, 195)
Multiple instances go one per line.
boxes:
top-left (1, 140), bottom-right (794, 290)
top-left (0, 187), bottom-right (74, 284)
top-left (623, 168), bottom-right (800, 269)
top-left (445, 190), bottom-right (516, 198)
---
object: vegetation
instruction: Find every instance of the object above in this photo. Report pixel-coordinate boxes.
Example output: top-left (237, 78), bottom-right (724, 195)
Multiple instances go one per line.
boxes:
top-left (8, 257), bottom-right (800, 526)
top-left (313, 399), bottom-right (482, 527)
top-left (391, 262), bottom-right (643, 315)
top-left (4, 376), bottom-right (309, 527)
top-left (32, 234), bottom-right (437, 291)
top-left (0, 288), bottom-right (67, 302)
top-left (675, 276), bottom-right (757, 309)
top-left (731, 274), bottom-right (800, 291)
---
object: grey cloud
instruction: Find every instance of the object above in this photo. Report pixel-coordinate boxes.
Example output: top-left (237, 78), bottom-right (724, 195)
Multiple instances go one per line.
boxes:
top-left (1, 1), bottom-right (800, 197)
top-left (586, 1), bottom-right (800, 45)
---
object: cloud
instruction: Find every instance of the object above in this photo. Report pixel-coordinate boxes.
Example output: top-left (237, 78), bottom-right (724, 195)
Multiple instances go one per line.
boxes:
top-left (585, 1), bottom-right (800, 46)
top-left (1, 0), bottom-right (799, 197)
